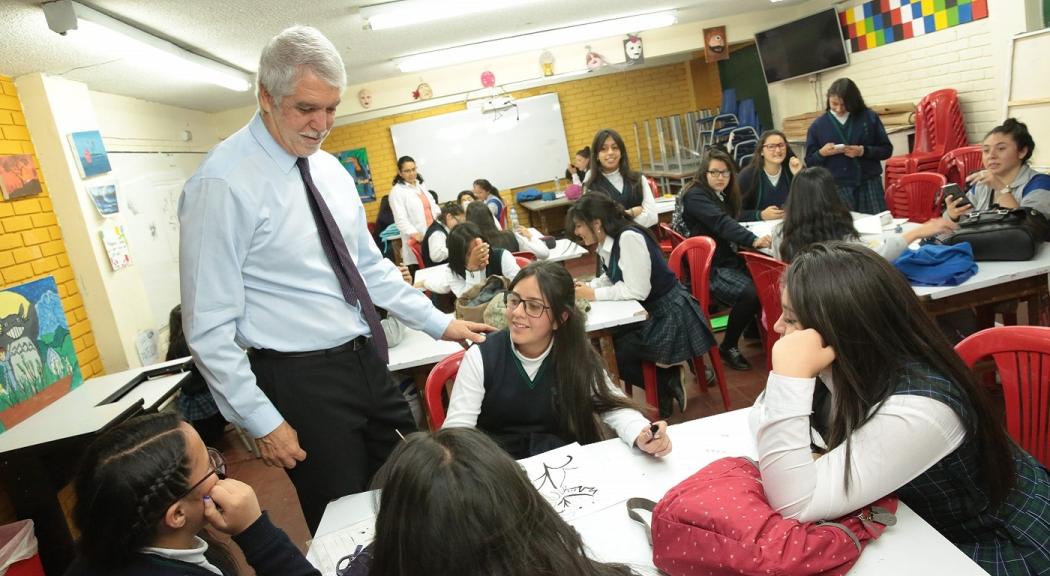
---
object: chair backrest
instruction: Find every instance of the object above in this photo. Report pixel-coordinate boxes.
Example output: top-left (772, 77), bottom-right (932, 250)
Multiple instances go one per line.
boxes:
top-left (720, 88), bottom-right (737, 117)
top-left (424, 349), bottom-right (466, 430)
top-left (884, 172), bottom-right (947, 222)
top-left (667, 236), bottom-right (717, 311)
top-left (658, 223), bottom-right (687, 252)
top-left (407, 238), bottom-right (425, 268)
top-left (737, 98), bottom-right (758, 131)
top-left (955, 326), bottom-right (1050, 467)
top-left (937, 145), bottom-right (983, 190)
top-left (514, 255), bottom-right (533, 268)
top-left (740, 251), bottom-right (787, 366)
top-left (913, 89), bottom-right (967, 156)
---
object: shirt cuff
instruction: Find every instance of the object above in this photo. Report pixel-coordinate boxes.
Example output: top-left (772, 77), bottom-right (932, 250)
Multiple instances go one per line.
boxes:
top-left (421, 309), bottom-right (454, 340)
top-left (243, 403), bottom-right (285, 439)
top-left (761, 373), bottom-right (817, 418)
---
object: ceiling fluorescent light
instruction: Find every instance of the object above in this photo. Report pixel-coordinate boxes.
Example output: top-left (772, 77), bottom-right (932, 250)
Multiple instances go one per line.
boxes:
top-left (43, 0), bottom-right (252, 92)
top-left (396, 10), bottom-right (677, 73)
top-left (361, 0), bottom-right (541, 31)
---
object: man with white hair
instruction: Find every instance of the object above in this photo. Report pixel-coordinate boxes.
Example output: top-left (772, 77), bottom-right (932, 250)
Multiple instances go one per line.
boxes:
top-left (179, 25), bottom-right (491, 532)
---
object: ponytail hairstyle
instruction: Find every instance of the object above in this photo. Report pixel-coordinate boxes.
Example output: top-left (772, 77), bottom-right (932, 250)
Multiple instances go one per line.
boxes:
top-left (778, 167), bottom-right (858, 262)
top-left (71, 413), bottom-right (234, 571)
top-left (472, 179), bottom-right (501, 202)
top-left (984, 118), bottom-right (1035, 163)
top-left (392, 155), bottom-right (424, 186)
top-left (510, 262), bottom-right (640, 444)
top-left (576, 146), bottom-right (591, 161)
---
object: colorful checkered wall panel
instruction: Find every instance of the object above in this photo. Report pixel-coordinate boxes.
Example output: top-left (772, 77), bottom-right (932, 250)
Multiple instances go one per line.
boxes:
top-left (839, 0), bottom-right (989, 52)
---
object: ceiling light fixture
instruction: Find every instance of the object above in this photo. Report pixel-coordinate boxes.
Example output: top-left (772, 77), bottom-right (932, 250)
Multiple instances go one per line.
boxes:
top-left (395, 10), bottom-right (678, 73)
top-left (42, 0), bottom-right (252, 92)
top-left (360, 0), bottom-right (543, 31)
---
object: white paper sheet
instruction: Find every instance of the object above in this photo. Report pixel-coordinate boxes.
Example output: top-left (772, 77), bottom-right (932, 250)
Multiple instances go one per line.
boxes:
top-left (518, 442), bottom-right (633, 522)
top-left (306, 516), bottom-right (376, 576)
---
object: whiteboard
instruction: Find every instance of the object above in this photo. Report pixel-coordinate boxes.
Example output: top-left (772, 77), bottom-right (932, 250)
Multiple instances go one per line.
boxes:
top-left (1006, 28), bottom-right (1050, 171)
top-left (390, 93), bottom-right (569, 201)
top-left (108, 152), bottom-right (204, 332)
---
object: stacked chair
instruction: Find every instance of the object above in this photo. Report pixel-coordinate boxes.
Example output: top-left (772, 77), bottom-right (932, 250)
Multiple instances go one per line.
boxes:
top-left (883, 89), bottom-right (968, 190)
top-left (938, 145), bottom-right (983, 191)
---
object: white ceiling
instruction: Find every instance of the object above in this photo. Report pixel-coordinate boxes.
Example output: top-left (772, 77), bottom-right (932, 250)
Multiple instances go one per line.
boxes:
top-left (0, 0), bottom-right (811, 113)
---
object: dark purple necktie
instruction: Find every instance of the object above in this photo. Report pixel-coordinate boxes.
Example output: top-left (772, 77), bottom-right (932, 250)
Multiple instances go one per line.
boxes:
top-left (296, 156), bottom-right (388, 362)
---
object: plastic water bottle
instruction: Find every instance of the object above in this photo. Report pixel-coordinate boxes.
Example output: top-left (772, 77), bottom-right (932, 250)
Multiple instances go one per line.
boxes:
top-left (509, 206), bottom-right (520, 229)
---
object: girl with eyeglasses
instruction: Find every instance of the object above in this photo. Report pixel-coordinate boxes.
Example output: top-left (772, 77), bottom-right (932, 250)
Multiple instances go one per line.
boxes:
top-left (65, 412), bottom-right (318, 576)
top-left (679, 150), bottom-right (771, 372)
top-left (443, 261), bottom-right (670, 459)
top-left (569, 194), bottom-right (717, 419)
top-left (738, 130), bottom-right (803, 222)
top-left (804, 78), bottom-right (893, 215)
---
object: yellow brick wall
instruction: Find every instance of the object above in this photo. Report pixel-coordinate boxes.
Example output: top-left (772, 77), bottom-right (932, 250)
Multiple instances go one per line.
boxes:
top-left (0, 75), bottom-right (103, 379)
top-left (323, 61), bottom-right (696, 225)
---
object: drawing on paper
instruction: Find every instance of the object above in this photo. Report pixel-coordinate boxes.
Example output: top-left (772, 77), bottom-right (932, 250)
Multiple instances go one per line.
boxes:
top-left (307, 516), bottom-right (376, 576)
top-left (531, 453), bottom-right (599, 513)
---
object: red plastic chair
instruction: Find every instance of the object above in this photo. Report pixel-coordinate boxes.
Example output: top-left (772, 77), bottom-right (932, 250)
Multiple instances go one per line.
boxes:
top-left (514, 255), bottom-right (532, 269)
top-left (884, 172), bottom-right (947, 223)
top-left (654, 236), bottom-right (731, 412)
top-left (657, 223), bottom-right (686, 257)
top-left (885, 89), bottom-right (968, 189)
top-left (740, 251), bottom-right (787, 371)
top-left (424, 349), bottom-right (466, 430)
top-left (938, 145), bottom-right (983, 191)
top-left (407, 238), bottom-right (425, 268)
top-left (955, 326), bottom-right (1050, 467)
top-left (512, 251), bottom-right (537, 263)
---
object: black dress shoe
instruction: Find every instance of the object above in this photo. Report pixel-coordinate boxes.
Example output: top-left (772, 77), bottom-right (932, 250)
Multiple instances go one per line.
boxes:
top-left (720, 346), bottom-right (752, 371)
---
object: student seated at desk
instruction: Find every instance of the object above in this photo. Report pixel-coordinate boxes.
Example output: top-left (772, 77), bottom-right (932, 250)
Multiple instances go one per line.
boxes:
top-left (773, 167), bottom-right (956, 262)
top-left (367, 428), bottom-right (637, 576)
top-left (583, 128), bottom-right (658, 228)
top-left (679, 150), bottom-right (771, 371)
top-left (750, 242), bottom-right (1050, 575)
top-left (64, 413), bottom-right (317, 576)
top-left (569, 193), bottom-right (717, 418)
top-left (945, 118), bottom-right (1050, 222)
top-left (444, 261), bottom-right (669, 459)
top-left (738, 129), bottom-right (803, 222)
top-left (465, 200), bottom-right (550, 259)
top-left (472, 178), bottom-right (506, 225)
top-left (418, 222), bottom-right (521, 297)
top-left (420, 201), bottom-right (464, 267)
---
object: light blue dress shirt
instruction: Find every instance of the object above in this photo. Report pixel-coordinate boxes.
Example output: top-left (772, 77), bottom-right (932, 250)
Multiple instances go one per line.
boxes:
top-left (179, 113), bottom-right (451, 437)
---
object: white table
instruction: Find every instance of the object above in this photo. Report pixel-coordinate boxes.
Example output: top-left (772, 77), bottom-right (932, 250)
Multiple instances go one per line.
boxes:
top-left (0, 359), bottom-right (193, 574)
top-left (313, 409), bottom-right (984, 576)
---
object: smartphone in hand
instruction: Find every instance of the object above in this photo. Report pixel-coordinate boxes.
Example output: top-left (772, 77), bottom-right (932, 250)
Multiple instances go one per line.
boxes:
top-left (941, 183), bottom-right (970, 209)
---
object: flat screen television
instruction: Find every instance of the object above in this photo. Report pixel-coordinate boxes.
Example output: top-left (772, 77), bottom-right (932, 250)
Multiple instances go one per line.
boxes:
top-left (755, 9), bottom-right (849, 84)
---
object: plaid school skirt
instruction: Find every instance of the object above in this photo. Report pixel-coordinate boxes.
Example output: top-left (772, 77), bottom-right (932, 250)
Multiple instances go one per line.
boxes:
top-left (839, 176), bottom-right (886, 215)
top-left (634, 284), bottom-right (717, 366)
top-left (710, 264), bottom-right (755, 307)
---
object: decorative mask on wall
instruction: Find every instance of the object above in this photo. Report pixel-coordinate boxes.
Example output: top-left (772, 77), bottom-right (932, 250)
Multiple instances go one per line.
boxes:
top-left (412, 82), bottom-right (433, 100)
top-left (584, 45), bottom-right (608, 71)
top-left (623, 34), bottom-right (644, 65)
top-left (357, 88), bottom-right (373, 109)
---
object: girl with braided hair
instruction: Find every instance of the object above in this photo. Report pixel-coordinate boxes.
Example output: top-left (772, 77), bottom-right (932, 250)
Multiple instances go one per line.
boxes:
top-left (64, 412), bottom-right (317, 576)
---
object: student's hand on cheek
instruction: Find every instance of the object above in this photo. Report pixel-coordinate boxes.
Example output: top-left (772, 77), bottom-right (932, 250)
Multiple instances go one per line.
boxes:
top-left (772, 328), bottom-right (835, 378)
top-left (574, 283), bottom-right (595, 301)
top-left (636, 421), bottom-right (672, 457)
top-left (204, 479), bottom-right (263, 536)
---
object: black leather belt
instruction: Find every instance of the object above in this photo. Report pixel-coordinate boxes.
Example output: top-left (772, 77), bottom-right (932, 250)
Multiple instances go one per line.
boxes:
top-left (250, 335), bottom-right (369, 359)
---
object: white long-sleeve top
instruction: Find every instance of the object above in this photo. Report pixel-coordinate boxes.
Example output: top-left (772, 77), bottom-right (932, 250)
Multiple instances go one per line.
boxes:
top-left (748, 370), bottom-right (966, 522)
top-left (389, 180), bottom-right (440, 265)
top-left (588, 231), bottom-right (652, 301)
top-left (443, 338), bottom-right (651, 447)
top-left (419, 250), bottom-right (521, 297)
top-left (425, 223), bottom-right (449, 264)
top-left (588, 169), bottom-right (658, 228)
top-left (513, 230), bottom-right (550, 259)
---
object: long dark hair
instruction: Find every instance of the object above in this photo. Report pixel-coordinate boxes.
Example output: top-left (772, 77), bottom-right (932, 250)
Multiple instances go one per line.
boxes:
top-left (465, 201), bottom-right (516, 251)
top-left (985, 118), bottom-right (1035, 163)
top-left (740, 130), bottom-right (796, 209)
top-left (511, 261), bottom-right (640, 444)
top-left (826, 78), bottom-right (867, 115)
top-left (167, 304), bottom-right (189, 360)
top-left (438, 201), bottom-right (464, 227)
top-left (71, 413), bottom-right (235, 571)
top-left (688, 149), bottom-right (742, 218)
top-left (566, 192), bottom-right (653, 245)
top-left (392, 155), bottom-right (423, 186)
top-left (369, 428), bottom-right (636, 576)
top-left (447, 221), bottom-right (485, 278)
top-left (585, 128), bottom-right (642, 204)
top-left (778, 167), bottom-right (858, 262)
top-left (784, 242), bottom-right (1015, 504)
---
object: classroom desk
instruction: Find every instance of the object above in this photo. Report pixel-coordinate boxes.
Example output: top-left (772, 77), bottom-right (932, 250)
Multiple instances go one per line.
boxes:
top-left (312, 408), bottom-right (984, 576)
top-left (519, 195), bottom-right (572, 235)
top-left (0, 359), bottom-right (193, 575)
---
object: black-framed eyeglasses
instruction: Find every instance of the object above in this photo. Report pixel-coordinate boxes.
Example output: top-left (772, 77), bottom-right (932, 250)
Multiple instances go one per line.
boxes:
top-left (706, 170), bottom-right (731, 178)
top-left (173, 447), bottom-right (226, 503)
top-left (762, 143), bottom-right (787, 150)
top-left (504, 292), bottom-right (550, 318)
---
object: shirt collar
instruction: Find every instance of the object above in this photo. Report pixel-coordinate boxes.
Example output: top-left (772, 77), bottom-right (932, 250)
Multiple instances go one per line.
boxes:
top-left (1011, 165), bottom-right (1036, 189)
top-left (249, 112), bottom-right (300, 174)
top-left (598, 234), bottom-right (615, 259)
top-left (511, 335), bottom-right (555, 363)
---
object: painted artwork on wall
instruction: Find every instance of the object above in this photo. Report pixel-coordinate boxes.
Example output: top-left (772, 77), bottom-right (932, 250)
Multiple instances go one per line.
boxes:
top-left (840, 0), bottom-right (989, 52)
top-left (0, 154), bottom-right (42, 200)
top-left (68, 130), bottom-right (112, 178)
top-left (703, 26), bottom-right (729, 63)
top-left (0, 276), bottom-right (83, 432)
top-left (99, 224), bottom-right (133, 271)
top-left (337, 148), bottom-right (376, 203)
top-left (86, 182), bottom-right (119, 216)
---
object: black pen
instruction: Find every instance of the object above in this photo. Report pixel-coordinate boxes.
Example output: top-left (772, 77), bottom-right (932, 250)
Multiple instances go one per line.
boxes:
top-left (646, 423), bottom-right (659, 444)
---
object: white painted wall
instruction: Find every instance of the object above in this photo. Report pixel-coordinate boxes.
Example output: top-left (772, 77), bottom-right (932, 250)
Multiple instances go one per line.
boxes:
top-left (768, 0), bottom-right (1031, 145)
top-left (90, 91), bottom-right (221, 153)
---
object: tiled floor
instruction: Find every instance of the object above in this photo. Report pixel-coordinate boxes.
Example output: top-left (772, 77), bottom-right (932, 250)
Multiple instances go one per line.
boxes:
top-left (215, 251), bottom-right (770, 554)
